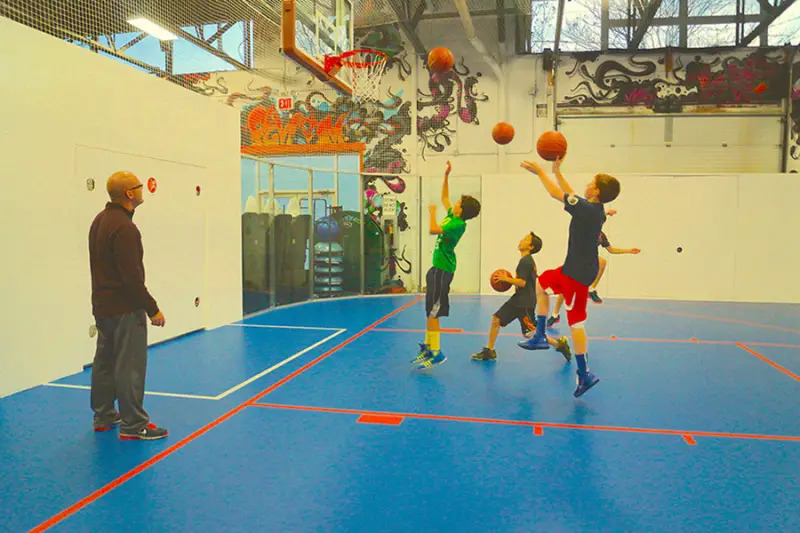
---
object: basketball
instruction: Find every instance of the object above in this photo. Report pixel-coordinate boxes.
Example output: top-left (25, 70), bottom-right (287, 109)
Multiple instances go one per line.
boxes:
top-left (536, 131), bottom-right (568, 161)
top-left (491, 269), bottom-right (513, 292)
top-left (427, 47), bottom-right (454, 72)
top-left (492, 122), bottom-right (515, 145)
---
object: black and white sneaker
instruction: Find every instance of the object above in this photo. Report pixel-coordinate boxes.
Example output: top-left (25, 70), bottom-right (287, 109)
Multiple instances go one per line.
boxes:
top-left (120, 423), bottom-right (168, 441)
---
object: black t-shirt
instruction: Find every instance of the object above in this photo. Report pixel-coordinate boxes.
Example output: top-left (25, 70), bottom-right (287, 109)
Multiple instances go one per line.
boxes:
top-left (509, 254), bottom-right (537, 307)
top-left (562, 194), bottom-right (607, 286)
top-left (598, 231), bottom-right (611, 248)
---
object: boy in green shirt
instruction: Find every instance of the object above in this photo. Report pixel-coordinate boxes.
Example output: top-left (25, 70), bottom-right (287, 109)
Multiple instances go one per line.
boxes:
top-left (414, 161), bottom-right (481, 369)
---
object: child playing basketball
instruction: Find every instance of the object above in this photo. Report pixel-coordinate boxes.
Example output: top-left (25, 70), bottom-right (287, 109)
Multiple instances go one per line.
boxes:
top-left (414, 160), bottom-right (481, 369)
top-left (518, 155), bottom-right (620, 397)
top-left (548, 224), bottom-right (641, 326)
top-left (471, 232), bottom-right (571, 362)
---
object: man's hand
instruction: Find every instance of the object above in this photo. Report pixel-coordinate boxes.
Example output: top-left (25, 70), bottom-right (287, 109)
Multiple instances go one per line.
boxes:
top-left (150, 311), bottom-right (166, 327)
top-left (445, 160), bottom-right (452, 176)
top-left (520, 160), bottom-right (544, 175)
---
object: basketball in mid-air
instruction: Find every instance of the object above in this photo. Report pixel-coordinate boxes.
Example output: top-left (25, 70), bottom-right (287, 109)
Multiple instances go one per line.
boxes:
top-left (427, 47), bottom-right (454, 72)
top-left (536, 131), bottom-right (568, 161)
top-left (492, 122), bottom-right (515, 145)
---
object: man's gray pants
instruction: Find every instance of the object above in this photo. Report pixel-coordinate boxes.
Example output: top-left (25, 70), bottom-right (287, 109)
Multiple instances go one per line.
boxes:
top-left (91, 310), bottom-right (150, 432)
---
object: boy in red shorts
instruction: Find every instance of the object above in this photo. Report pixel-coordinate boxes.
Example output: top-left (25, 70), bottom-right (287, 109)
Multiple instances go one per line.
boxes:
top-left (518, 156), bottom-right (620, 397)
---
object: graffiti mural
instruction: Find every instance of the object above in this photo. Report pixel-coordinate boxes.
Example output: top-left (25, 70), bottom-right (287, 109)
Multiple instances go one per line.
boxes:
top-left (417, 59), bottom-right (489, 157)
top-left (354, 24), bottom-right (413, 81)
top-left (560, 50), bottom-right (788, 111)
top-left (788, 65), bottom-right (800, 160)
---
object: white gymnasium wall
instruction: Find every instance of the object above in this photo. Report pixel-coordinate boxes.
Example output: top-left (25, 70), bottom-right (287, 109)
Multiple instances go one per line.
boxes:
top-left (481, 172), bottom-right (800, 304)
top-left (0, 18), bottom-right (242, 398)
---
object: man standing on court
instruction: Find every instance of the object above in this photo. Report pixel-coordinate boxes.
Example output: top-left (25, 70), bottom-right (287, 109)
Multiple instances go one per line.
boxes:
top-left (88, 171), bottom-right (167, 440)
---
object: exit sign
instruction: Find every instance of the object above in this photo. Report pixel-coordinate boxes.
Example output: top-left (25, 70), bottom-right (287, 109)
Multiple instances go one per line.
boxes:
top-left (278, 97), bottom-right (293, 110)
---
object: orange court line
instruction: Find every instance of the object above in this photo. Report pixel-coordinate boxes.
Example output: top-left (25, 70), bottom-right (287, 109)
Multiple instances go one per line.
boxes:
top-left (736, 343), bottom-right (800, 382)
top-left (369, 328), bottom-right (800, 349)
top-left (30, 296), bottom-right (423, 532)
top-left (250, 402), bottom-right (800, 443)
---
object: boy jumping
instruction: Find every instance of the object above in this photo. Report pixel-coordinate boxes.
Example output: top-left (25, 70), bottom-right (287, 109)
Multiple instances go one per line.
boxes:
top-left (471, 232), bottom-right (571, 362)
top-left (518, 156), bottom-right (620, 397)
top-left (548, 225), bottom-right (641, 326)
top-left (414, 160), bottom-right (481, 369)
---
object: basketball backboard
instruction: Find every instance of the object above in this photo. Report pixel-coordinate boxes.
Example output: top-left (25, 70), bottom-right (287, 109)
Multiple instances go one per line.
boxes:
top-left (282, 0), bottom-right (354, 95)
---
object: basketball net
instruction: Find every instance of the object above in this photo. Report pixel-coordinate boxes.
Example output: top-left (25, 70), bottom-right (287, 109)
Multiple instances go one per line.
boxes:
top-left (324, 49), bottom-right (388, 102)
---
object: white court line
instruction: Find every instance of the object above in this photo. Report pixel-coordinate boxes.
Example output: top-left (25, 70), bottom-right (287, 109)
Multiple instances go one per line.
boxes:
top-left (44, 328), bottom-right (346, 401)
top-left (43, 382), bottom-right (217, 400)
top-left (213, 328), bottom-right (346, 399)
top-left (225, 323), bottom-right (342, 331)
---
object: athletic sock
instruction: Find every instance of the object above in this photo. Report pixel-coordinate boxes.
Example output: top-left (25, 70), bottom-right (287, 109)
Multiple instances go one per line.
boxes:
top-left (424, 330), bottom-right (431, 346)
top-left (576, 354), bottom-right (588, 375)
top-left (430, 331), bottom-right (441, 351)
top-left (536, 315), bottom-right (547, 336)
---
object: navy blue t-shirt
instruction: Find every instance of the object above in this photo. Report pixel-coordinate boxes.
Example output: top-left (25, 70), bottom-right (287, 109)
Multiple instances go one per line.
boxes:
top-left (562, 193), bottom-right (607, 286)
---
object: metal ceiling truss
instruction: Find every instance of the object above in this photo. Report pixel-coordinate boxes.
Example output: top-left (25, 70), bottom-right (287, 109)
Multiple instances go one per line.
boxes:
top-left (739, 0), bottom-right (798, 46)
top-left (388, 0), bottom-right (427, 56)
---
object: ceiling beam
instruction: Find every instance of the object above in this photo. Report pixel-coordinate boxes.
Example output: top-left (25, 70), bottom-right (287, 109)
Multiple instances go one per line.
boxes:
top-left (388, 0), bottom-right (427, 56)
top-left (411, 0), bottom-right (427, 28)
top-left (629, 0), bottom-right (663, 48)
top-left (170, 26), bottom-right (254, 71)
top-left (608, 13), bottom-right (762, 27)
top-left (740, 0), bottom-right (798, 46)
top-left (554, 0), bottom-right (566, 52)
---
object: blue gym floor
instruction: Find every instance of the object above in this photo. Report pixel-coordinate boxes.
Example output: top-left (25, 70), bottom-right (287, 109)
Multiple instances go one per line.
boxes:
top-left (2, 295), bottom-right (799, 532)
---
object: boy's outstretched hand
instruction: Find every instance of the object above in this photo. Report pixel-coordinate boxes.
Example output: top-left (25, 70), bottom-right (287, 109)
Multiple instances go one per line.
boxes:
top-left (520, 160), bottom-right (543, 174)
top-left (445, 160), bottom-right (452, 175)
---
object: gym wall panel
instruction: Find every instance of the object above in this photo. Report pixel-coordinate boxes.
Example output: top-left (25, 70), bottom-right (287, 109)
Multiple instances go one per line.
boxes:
top-left (0, 18), bottom-right (241, 398)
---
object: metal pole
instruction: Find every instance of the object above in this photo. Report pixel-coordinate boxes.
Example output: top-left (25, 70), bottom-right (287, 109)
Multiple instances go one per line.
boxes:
top-left (781, 47), bottom-right (796, 172)
top-left (308, 169), bottom-right (315, 299)
top-left (268, 164), bottom-right (277, 308)
top-left (359, 172), bottom-right (365, 294)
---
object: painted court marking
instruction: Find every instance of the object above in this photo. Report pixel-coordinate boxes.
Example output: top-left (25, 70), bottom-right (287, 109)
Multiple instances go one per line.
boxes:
top-left (43, 328), bottom-right (346, 401)
top-left (250, 402), bottom-right (800, 444)
top-left (736, 343), bottom-right (800, 382)
top-left (226, 323), bottom-right (343, 332)
top-left (370, 328), bottom-right (800, 349)
top-left (30, 296), bottom-right (422, 532)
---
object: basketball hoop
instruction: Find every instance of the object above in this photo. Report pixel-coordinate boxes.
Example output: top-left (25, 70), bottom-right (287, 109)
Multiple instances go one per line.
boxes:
top-left (324, 49), bottom-right (387, 102)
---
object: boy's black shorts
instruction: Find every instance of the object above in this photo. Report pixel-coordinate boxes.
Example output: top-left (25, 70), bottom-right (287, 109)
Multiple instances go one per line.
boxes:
top-left (425, 266), bottom-right (455, 318)
top-left (495, 300), bottom-right (535, 334)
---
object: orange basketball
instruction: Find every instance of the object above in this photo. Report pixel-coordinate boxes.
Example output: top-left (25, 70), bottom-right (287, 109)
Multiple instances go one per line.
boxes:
top-left (491, 269), bottom-right (513, 292)
top-left (537, 131), bottom-right (568, 161)
top-left (427, 47), bottom-right (454, 72)
top-left (492, 122), bottom-right (515, 145)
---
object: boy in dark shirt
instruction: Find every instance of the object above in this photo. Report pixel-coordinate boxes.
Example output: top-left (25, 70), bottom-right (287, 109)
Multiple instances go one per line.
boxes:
top-left (472, 232), bottom-right (571, 362)
top-left (518, 156), bottom-right (620, 397)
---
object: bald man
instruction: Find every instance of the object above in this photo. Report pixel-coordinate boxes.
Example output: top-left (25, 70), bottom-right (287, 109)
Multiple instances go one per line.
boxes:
top-left (88, 171), bottom-right (167, 440)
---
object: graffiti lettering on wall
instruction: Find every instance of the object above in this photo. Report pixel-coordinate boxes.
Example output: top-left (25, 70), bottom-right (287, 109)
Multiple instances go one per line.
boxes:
top-left (788, 66), bottom-right (800, 160)
top-left (240, 90), bottom-right (412, 175)
top-left (561, 50), bottom-right (788, 110)
top-left (417, 59), bottom-right (489, 157)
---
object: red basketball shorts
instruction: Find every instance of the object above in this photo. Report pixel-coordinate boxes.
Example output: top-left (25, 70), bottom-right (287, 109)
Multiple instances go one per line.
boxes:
top-left (538, 267), bottom-right (589, 328)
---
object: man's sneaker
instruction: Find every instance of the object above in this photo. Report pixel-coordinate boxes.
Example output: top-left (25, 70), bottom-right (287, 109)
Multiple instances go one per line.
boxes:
top-left (120, 423), bottom-right (168, 441)
top-left (411, 343), bottom-right (432, 364)
top-left (554, 336), bottom-right (572, 363)
top-left (546, 315), bottom-right (560, 327)
top-left (518, 334), bottom-right (550, 350)
top-left (93, 412), bottom-right (122, 432)
top-left (589, 291), bottom-right (603, 304)
top-left (416, 350), bottom-right (447, 370)
top-left (471, 347), bottom-right (497, 361)
top-left (574, 371), bottom-right (600, 398)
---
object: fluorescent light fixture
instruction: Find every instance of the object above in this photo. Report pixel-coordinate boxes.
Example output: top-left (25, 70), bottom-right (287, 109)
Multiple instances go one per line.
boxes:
top-left (127, 18), bottom-right (177, 41)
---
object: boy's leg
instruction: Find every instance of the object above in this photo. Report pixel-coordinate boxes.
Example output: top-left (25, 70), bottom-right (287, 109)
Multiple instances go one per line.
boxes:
top-left (473, 301), bottom-right (516, 361)
top-left (589, 257), bottom-right (607, 303)
top-left (548, 295), bottom-right (564, 327)
top-left (518, 269), bottom-right (559, 350)
top-left (416, 268), bottom-right (453, 368)
top-left (564, 284), bottom-right (600, 397)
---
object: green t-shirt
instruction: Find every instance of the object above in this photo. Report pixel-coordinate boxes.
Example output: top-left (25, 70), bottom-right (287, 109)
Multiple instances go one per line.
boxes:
top-left (432, 208), bottom-right (466, 273)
